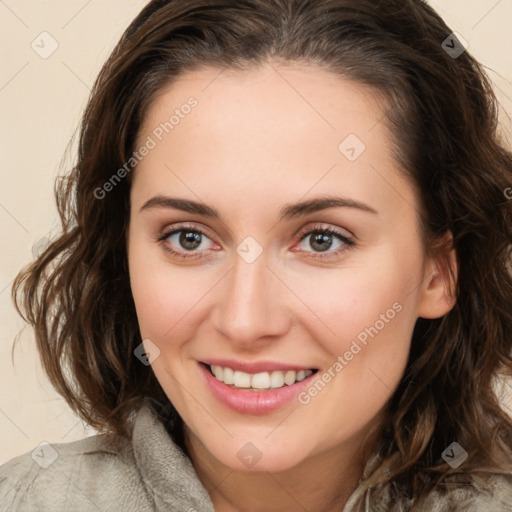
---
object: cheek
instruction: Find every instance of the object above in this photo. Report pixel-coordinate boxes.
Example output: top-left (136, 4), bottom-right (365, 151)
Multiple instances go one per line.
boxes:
top-left (128, 238), bottom-right (212, 343)
top-left (291, 247), bottom-right (422, 425)
top-left (294, 257), bottom-right (419, 446)
top-left (291, 250), bottom-right (419, 357)
top-left (128, 235), bottom-right (174, 338)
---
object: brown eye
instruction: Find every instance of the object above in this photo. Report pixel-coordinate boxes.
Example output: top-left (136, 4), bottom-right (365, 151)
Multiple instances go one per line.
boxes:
top-left (295, 225), bottom-right (355, 260)
top-left (157, 224), bottom-right (215, 260)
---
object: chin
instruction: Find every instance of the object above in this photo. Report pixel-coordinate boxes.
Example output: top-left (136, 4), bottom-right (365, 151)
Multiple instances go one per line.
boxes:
top-left (205, 436), bottom-right (310, 473)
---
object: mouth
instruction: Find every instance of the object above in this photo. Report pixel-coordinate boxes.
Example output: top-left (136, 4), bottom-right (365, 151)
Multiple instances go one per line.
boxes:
top-left (201, 362), bottom-right (319, 392)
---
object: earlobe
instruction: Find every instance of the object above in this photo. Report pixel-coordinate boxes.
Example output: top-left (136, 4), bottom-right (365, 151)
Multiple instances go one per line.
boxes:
top-left (417, 232), bottom-right (458, 320)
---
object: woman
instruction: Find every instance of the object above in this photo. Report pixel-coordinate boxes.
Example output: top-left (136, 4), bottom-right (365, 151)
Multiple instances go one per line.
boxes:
top-left (1, 0), bottom-right (512, 510)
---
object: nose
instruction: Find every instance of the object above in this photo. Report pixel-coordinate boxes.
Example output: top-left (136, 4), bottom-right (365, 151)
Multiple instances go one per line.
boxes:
top-left (211, 249), bottom-right (291, 348)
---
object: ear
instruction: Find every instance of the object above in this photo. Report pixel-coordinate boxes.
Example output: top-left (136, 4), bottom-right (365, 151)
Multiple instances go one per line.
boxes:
top-left (417, 231), bottom-right (458, 319)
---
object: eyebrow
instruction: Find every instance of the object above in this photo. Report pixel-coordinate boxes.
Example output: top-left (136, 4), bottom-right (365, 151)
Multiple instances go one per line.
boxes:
top-left (139, 195), bottom-right (378, 220)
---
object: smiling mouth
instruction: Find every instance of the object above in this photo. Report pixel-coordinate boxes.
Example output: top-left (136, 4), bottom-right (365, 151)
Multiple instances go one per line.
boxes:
top-left (203, 363), bottom-right (319, 391)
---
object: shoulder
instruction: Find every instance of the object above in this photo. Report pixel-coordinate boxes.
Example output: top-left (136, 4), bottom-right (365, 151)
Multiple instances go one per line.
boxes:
top-left (461, 473), bottom-right (512, 511)
top-left (364, 472), bottom-right (512, 512)
top-left (417, 473), bottom-right (512, 512)
top-left (0, 433), bottom-right (152, 511)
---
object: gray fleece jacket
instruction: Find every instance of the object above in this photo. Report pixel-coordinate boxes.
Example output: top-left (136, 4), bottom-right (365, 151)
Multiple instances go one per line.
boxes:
top-left (1, 404), bottom-right (512, 511)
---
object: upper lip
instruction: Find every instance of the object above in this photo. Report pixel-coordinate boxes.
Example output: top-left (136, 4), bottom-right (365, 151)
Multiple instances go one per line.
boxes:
top-left (200, 358), bottom-right (317, 374)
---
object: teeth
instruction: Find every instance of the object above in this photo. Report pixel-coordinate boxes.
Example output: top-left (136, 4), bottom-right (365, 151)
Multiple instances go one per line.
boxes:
top-left (296, 370), bottom-right (306, 381)
top-left (284, 370), bottom-right (296, 385)
top-left (270, 371), bottom-right (284, 388)
top-left (211, 365), bottom-right (223, 380)
top-left (223, 367), bottom-right (234, 385)
top-left (209, 365), bottom-right (314, 390)
top-left (233, 370), bottom-right (251, 388)
top-left (252, 372), bottom-right (270, 389)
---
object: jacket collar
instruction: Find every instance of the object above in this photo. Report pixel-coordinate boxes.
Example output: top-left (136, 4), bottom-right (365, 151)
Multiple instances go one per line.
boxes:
top-left (132, 404), bottom-right (215, 512)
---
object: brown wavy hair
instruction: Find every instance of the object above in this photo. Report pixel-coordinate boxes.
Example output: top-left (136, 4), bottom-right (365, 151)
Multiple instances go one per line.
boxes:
top-left (12, 0), bottom-right (512, 509)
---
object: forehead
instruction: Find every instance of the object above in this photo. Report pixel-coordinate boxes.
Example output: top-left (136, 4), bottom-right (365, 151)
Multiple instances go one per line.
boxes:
top-left (140, 62), bottom-right (387, 146)
top-left (132, 62), bottom-right (417, 221)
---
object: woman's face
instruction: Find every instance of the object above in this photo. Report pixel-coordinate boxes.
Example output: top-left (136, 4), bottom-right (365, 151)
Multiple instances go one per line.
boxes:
top-left (128, 62), bottom-right (454, 472)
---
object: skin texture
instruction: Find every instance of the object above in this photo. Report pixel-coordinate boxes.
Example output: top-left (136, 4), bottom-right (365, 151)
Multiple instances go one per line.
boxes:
top-left (127, 62), bottom-right (457, 512)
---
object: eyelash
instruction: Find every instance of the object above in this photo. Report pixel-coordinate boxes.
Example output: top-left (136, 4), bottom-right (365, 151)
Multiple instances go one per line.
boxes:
top-left (156, 223), bottom-right (355, 261)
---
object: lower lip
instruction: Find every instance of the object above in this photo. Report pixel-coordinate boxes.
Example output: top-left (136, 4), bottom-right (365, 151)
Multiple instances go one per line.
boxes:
top-left (198, 362), bottom-right (319, 415)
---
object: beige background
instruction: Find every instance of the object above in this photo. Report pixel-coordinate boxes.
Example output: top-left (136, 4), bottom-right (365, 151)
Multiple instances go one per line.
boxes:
top-left (1, 0), bottom-right (511, 464)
